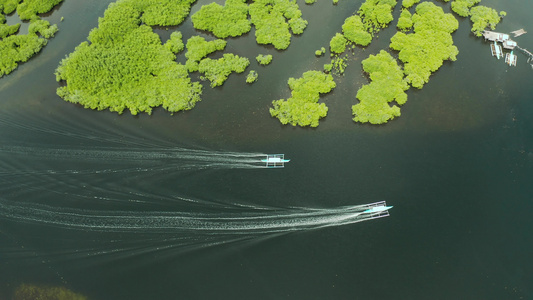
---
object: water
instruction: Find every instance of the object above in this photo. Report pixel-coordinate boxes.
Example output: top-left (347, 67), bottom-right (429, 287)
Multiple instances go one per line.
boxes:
top-left (1, 0), bottom-right (532, 299)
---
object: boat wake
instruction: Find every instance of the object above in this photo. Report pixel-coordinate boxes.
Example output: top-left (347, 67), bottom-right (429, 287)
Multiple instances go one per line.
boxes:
top-left (0, 199), bottom-right (390, 263)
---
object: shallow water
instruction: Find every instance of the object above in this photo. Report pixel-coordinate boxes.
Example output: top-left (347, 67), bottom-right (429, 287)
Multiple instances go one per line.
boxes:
top-left (1, 0), bottom-right (532, 299)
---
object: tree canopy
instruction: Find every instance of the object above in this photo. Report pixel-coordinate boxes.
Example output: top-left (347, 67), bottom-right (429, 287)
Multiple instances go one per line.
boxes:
top-left (469, 5), bottom-right (502, 36)
top-left (450, 0), bottom-right (480, 17)
top-left (270, 70), bottom-right (335, 127)
top-left (341, 15), bottom-right (372, 46)
top-left (329, 32), bottom-right (347, 54)
top-left (396, 9), bottom-right (413, 31)
top-left (16, 0), bottom-right (63, 20)
top-left (352, 50), bottom-right (408, 124)
top-left (0, 0), bottom-right (60, 77)
top-left (198, 53), bottom-right (250, 87)
top-left (249, 0), bottom-right (306, 49)
top-left (390, 2), bottom-right (459, 89)
top-left (256, 54), bottom-right (272, 65)
top-left (358, 0), bottom-right (397, 30)
top-left (246, 70), bottom-right (258, 83)
top-left (402, 0), bottom-right (420, 9)
top-left (184, 36), bottom-right (226, 72)
top-left (55, 1), bottom-right (202, 115)
top-left (125, 0), bottom-right (197, 26)
top-left (191, 0), bottom-right (251, 38)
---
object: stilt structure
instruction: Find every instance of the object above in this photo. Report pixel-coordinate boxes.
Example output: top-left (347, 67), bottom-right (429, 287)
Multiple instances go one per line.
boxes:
top-left (516, 46), bottom-right (533, 61)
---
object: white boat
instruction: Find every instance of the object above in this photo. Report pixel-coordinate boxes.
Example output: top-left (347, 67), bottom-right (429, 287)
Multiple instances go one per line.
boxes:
top-left (505, 51), bottom-right (517, 66)
top-left (363, 205), bottom-right (393, 214)
top-left (491, 41), bottom-right (503, 59)
top-left (262, 154), bottom-right (290, 168)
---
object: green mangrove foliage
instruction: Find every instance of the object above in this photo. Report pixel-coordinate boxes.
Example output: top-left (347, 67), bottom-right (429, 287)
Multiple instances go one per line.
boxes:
top-left (352, 50), bottom-right (408, 124)
top-left (185, 36), bottom-right (226, 72)
top-left (28, 19), bottom-right (58, 38)
top-left (0, 0), bottom-right (62, 78)
top-left (315, 47), bottom-right (325, 56)
top-left (358, 0), bottom-right (397, 30)
top-left (191, 0), bottom-right (250, 38)
top-left (270, 70), bottom-right (335, 127)
top-left (198, 53), bottom-right (250, 87)
top-left (469, 5), bottom-right (502, 36)
top-left (256, 54), bottom-right (272, 65)
top-left (55, 1), bottom-right (202, 115)
top-left (249, 0), bottom-right (307, 49)
top-left (402, 0), bottom-right (420, 9)
top-left (16, 0), bottom-right (63, 20)
top-left (390, 2), bottom-right (458, 88)
top-left (14, 284), bottom-right (88, 300)
top-left (331, 55), bottom-right (348, 74)
top-left (329, 32), bottom-right (347, 54)
top-left (246, 70), bottom-right (258, 83)
top-left (341, 15), bottom-right (372, 46)
top-left (0, 34), bottom-right (47, 77)
top-left (164, 31), bottom-right (184, 54)
top-left (397, 9), bottom-right (413, 31)
top-left (450, 0), bottom-right (480, 17)
top-left (0, 23), bottom-right (20, 38)
top-left (1, 0), bottom-right (20, 14)
top-left (127, 0), bottom-right (198, 26)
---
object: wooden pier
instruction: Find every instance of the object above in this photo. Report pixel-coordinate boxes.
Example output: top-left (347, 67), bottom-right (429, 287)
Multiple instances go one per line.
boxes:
top-left (516, 46), bottom-right (533, 60)
top-left (511, 29), bottom-right (527, 37)
top-left (483, 30), bottom-right (533, 67)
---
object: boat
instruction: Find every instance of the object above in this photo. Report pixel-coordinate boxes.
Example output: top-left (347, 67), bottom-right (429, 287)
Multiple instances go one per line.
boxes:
top-left (505, 51), bottom-right (517, 66)
top-left (363, 205), bottom-right (393, 214)
top-left (262, 154), bottom-right (290, 168)
top-left (490, 41), bottom-right (503, 59)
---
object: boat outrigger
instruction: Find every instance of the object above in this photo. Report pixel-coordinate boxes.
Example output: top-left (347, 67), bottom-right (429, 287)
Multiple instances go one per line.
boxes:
top-left (262, 154), bottom-right (290, 168)
top-left (490, 41), bottom-right (503, 59)
top-left (360, 201), bottom-right (393, 219)
top-left (505, 51), bottom-right (517, 66)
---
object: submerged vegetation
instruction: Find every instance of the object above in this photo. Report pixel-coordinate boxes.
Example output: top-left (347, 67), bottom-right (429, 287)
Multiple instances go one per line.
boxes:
top-left (0, 0), bottom-right (61, 77)
top-left (13, 284), bottom-right (87, 300)
top-left (270, 71), bottom-right (335, 127)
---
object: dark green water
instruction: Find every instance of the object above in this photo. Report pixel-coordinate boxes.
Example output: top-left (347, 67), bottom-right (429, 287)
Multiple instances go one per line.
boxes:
top-left (1, 0), bottom-right (532, 299)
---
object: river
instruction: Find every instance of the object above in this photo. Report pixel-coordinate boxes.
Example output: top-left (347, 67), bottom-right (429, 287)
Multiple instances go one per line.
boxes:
top-left (0, 0), bottom-right (532, 299)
